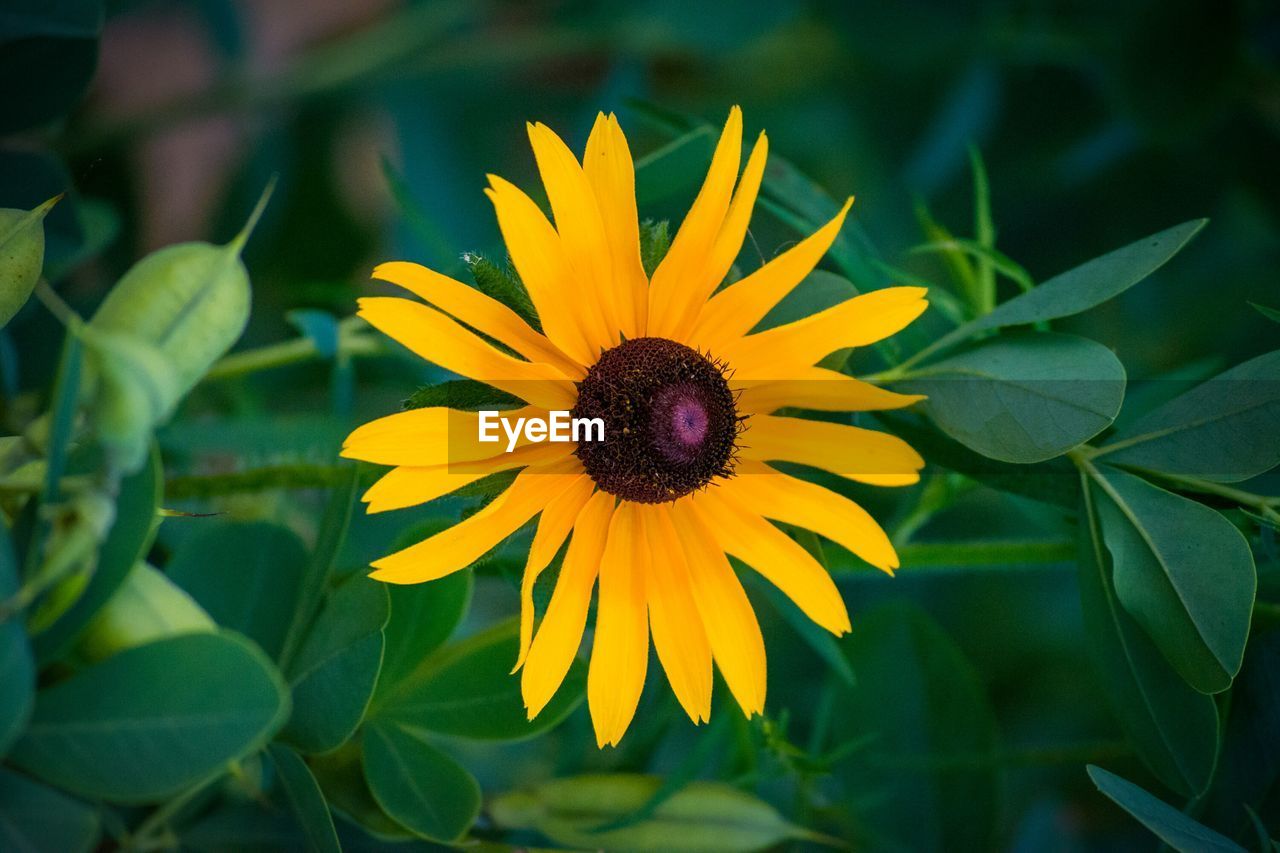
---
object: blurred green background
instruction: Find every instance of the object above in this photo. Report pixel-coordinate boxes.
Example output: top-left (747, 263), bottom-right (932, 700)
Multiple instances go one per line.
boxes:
top-left (2, 0), bottom-right (1278, 850)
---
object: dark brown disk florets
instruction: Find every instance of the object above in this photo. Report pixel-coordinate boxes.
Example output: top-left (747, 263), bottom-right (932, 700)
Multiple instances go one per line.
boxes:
top-left (572, 337), bottom-right (740, 504)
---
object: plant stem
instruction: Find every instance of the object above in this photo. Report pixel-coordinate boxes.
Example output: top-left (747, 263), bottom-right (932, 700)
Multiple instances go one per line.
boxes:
top-left (166, 463), bottom-right (352, 499)
top-left (204, 318), bottom-right (379, 381)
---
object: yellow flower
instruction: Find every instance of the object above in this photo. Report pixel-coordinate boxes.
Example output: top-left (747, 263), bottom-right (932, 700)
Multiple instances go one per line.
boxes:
top-left (342, 108), bottom-right (927, 747)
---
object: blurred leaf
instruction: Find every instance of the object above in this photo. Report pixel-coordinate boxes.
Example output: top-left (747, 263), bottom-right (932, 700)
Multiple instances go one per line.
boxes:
top-left (900, 332), bottom-right (1126, 463)
top-left (1250, 302), bottom-right (1280, 324)
top-left (0, 523), bottom-right (34, 757)
top-left (1078, 477), bottom-right (1219, 797)
top-left (833, 602), bottom-right (999, 852)
top-left (908, 238), bottom-right (1033, 293)
top-left (310, 739), bottom-right (412, 842)
top-left (77, 562), bottom-right (215, 662)
top-left (1097, 350), bottom-right (1280, 483)
top-left (379, 155), bottom-right (454, 264)
top-left (10, 631), bottom-right (289, 803)
top-left (373, 620), bottom-right (583, 741)
top-left (926, 220), bottom-right (1207, 356)
top-left (970, 145), bottom-right (996, 309)
top-left (267, 744), bottom-right (341, 853)
top-left (362, 720), bottom-right (480, 842)
top-left (0, 195), bottom-right (58, 327)
top-left (748, 572), bottom-right (854, 687)
top-left (286, 309), bottom-right (339, 359)
top-left (758, 270), bottom-right (857, 330)
top-left (43, 197), bottom-right (118, 282)
top-left (281, 573), bottom-right (388, 754)
top-left (639, 219), bottom-right (670, 278)
top-left (35, 443), bottom-right (162, 663)
top-left (464, 253), bottom-right (539, 329)
top-left (490, 774), bottom-right (818, 852)
top-left (635, 126), bottom-right (716, 209)
top-left (180, 801), bottom-right (305, 852)
top-left (0, 767), bottom-right (99, 853)
top-left (376, 567), bottom-right (471, 696)
top-left (402, 378), bottom-right (520, 412)
top-left (168, 521), bottom-right (309, 660)
top-left (0, 0), bottom-right (102, 133)
top-left (1090, 465), bottom-right (1254, 694)
top-left (1086, 765), bottom-right (1245, 852)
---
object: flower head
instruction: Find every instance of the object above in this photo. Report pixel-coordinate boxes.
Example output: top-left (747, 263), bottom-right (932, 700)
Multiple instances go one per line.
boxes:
top-left (342, 108), bottom-right (927, 747)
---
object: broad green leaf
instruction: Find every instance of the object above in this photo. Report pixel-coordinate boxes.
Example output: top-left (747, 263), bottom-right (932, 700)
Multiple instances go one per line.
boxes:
top-left (362, 720), bottom-right (480, 842)
top-left (267, 744), bottom-right (340, 853)
top-left (1091, 465), bottom-right (1254, 693)
top-left (490, 774), bottom-right (818, 852)
top-left (374, 620), bottom-right (583, 741)
top-left (758, 270), bottom-right (857, 330)
top-left (377, 568), bottom-right (472, 695)
top-left (639, 219), bottom-right (670, 277)
top-left (9, 631), bottom-right (289, 803)
top-left (1087, 766), bottom-right (1245, 852)
top-left (0, 523), bottom-right (34, 757)
top-left (1077, 477), bottom-right (1220, 796)
top-left (77, 562), bottom-right (214, 662)
top-left (833, 602), bottom-right (999, 852)
top-left (0, 767), bottom-right (99, 853)
top-left (1097, 350), bottom-right (1280, 483)
top-left (0, 0), bottom-right (102, 133)
top-left (310, 739), bottom-right (412, 841)
top-left (747, 572), bottom-right (854, 687)
top-left (0, 196), bottom-right (58, 327)
top-left (927, 220), bottom-right (1207, 355)
top-left (281, 573), bottom-right (388, 754)
top-left (168, 521), bottom-right (309, 660)
top-left (35, 442), bottom-right (162, 663)
top-left (900, 332), bottom-right (1125, 463)
top-left (635, 126), bottom-right (716, 208)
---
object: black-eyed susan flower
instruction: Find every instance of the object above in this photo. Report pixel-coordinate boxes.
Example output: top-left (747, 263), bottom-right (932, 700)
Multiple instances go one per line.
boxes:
top-left (342, 108), bottom-right (927, 747)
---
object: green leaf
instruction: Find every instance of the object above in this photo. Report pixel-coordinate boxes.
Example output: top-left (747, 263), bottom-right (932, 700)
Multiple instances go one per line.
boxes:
top-left (402, 378), bottom-right (520, 412)
top-left (639, 219), bottom-right (671, 278)
top-left (833, 602), bottom-right (999, 852)
top-left (926, 220), bottom-right (1207, 356)
top-left (0, 767), bottom-right (99, 853)
top-left (1077, 476), bottom-right (1220, 797)
top-left (9, 631), bottom-right (289, 803)
top-left (1090, 465), bottom-right (1254, 694)
top-left (0, 1), bottom-right (102, 133)
top-left (35, 443), bottom-right (162, 663)
top-left (1250, 302), bottom-right (1280, 324)
top-left (0, 196), bottom-right (58, 327)
top-left (267, 744), bottom-right (341, 853)
top-left (1097, 350), bottom-right (1280, 483)
top-left (374, 620), bottom-right (583, 741)
top-left (168, 521), bottom-right (309, 660)
top-left (1086, 765), bottom-right (1245, 852)
top-left (747, 572), bottom-right (854, 687)
top-left (635, 127), bottom-right (716, 208)
top-left (758, 270), bottom-right (857, 330)
top-left (0, 523), bottom-right (34, 757)
top-left (377, 568), bottom-right (472, 696)
top-left (900, 332), bottom-right (1126, 463)
top-left (310, 739), bottom-right (412, 841)
top-left (77, 562), bottom-right (215, 662)
top-left (281, 573), bottom-right (388, 754)
top-left (490, 774), bottom-right (818, 852)
top-left (463, 253), bottom-right (539, 329)
top-left (362, 720), bottom-right (481, 842)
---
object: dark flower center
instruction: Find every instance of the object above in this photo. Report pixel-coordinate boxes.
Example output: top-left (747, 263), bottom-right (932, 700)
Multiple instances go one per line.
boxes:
top-left (572, 337), bottom-right (740, 504)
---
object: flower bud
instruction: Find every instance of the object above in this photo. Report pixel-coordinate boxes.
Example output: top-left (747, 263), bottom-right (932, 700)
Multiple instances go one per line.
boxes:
top-left (77, 561), bottom-right (215, 662)
top-left (0, 195), bottom-right (60, 327)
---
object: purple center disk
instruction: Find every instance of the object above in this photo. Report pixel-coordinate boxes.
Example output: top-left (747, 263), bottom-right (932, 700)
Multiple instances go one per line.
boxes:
top-left (671, 399), bottom-right (709, 447)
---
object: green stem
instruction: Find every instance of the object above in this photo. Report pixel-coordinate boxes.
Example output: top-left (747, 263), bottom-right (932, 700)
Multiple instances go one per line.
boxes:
top-left (124, 778), bottom-right (217, 852)
top-left (204, 317), bottom-right (379, 381)
top-left (166, 463), bottom-right (353, 499)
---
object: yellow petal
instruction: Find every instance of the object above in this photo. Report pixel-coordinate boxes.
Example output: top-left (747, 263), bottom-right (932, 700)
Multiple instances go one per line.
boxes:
top-left (584, 113), bottom-right (648, 338)
top-left (485, 175), bottom-right (598, 365)
top-left (665, 131), bottom-right (769, 343)
top-left (357, 297), bottom-right (576, 410)
top-left (739, 414), bottom-right (924, 487)
top-left (368, 457), bottom-right (585, 584)
top-left (515, 476), bottom-right (599, 673)
top-left (638, 506), bottom-right (712, 724)
top-left (362, 443), bottom-right (572, 514)
top-left (372, 261), bottom-right (583, 379)
top-left (647, 106), bottom-right (742, 339)
top-left (734, 366), bottom-right (924, 415)
top-left (688, 488), bottom-right (851, 635)
top-left (588, 502), bottom-right (649, 747)
top-left (719, 287), bottom-right (928, 378)
top-left (723, 460), bottom-right (899, 573)
top-left (665, 502), bottom-right (766, 715)
top-left (690, 198), bottom-right (853, 353)
top-left (522, 490), bottom-right (613, 718)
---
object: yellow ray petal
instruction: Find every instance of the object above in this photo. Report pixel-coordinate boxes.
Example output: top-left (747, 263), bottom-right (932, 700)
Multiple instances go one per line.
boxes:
top-left (690, 198), bottom-right (853, 353)
top-left (515, 476), bottom-right (599, 673)
top-left (688, 488), bottom-right (851, 635)
top-left (719, 287), bottom-right (928, 378)
top-left (664, 131), bottom-right (769, 343)
top-left (485, 175), bottom-right (598, 365)
top-left (522, 489), bottom-right (613, 718)
top-left (362, 443), bottom-right (573, 514)
top-left (584, 113), bottom-right (647, 338)
top-left (723, 460), bottom-right (899, 573)
top-left (357, 297), bottom-right (576, 410)
top-left (368, 457), bottom-right (585, 584)
top-left (664, 502), bottom-right (766, 715)
top-left (588, 502), bottom-right (650, 747)
top-left (739, 414), bottom-right (924, 487)
top-left (372, 261), bottom-right (584, 379)
top-left (734, 366), bottom-right (924, 415)
top-left (647, 107), bottom-right (743, 339)
top-left (638, 506), bottom-right (713, 724)
top-left (343, 406), bottom-right (545, 468)
top-left (528, 122), bottom-right (620, 351)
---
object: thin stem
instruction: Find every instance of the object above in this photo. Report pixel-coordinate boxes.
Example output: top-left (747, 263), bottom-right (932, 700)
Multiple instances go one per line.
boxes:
top-left (166, 463), bottom-right (352, 499)
top-left (204, 318), bottom-right (379, 381)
